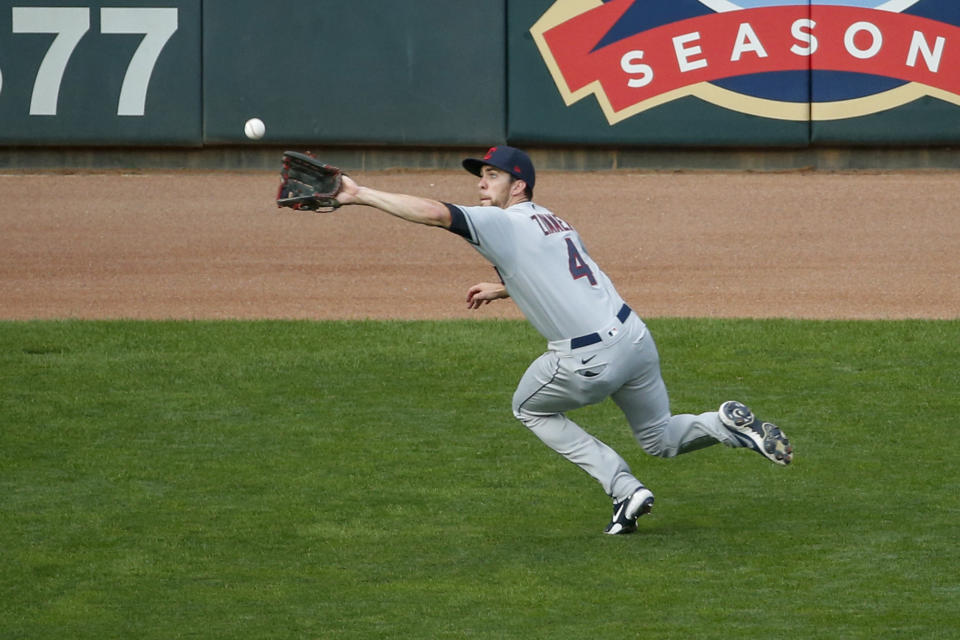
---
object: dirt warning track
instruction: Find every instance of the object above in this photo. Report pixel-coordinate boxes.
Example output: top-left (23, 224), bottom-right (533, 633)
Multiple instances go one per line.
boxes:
top-left (1, 170), bottom-right (957, 320)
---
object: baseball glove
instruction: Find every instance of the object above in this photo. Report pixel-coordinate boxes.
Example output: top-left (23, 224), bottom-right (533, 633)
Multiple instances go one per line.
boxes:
top-left (276, 151), bottom-right (344, 212)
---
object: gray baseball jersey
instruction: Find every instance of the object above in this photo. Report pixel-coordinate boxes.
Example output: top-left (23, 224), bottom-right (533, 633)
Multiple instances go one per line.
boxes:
top-left (445, 201), bottom-right (640, 342)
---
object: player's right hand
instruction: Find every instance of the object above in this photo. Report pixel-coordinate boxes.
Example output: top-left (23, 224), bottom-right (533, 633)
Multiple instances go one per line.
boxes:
top-left (466, 282), bottom-right (509, 309)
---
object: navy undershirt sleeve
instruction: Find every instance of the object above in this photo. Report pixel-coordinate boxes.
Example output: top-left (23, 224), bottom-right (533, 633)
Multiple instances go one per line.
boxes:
top-left (444, 203), bottom-right (471, 241)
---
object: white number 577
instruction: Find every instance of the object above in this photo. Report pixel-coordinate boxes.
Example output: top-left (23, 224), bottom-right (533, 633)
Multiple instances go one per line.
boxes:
top-left (11, 6), bottom-right (178, 116)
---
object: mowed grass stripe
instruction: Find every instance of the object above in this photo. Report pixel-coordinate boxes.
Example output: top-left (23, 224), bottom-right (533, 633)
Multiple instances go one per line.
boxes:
top-left (1, 319), bottom-right (957, 639)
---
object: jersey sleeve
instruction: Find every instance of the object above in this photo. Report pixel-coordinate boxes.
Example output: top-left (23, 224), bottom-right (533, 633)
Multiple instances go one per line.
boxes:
top-left (443, 203), bottom-right (515, 249)
top-left (442, 203), bottom-right (523, 276)
top-left (444, 203), bottom-right (477, 244)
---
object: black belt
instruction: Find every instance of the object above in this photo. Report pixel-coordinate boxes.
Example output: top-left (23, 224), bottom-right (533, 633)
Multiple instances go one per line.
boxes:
top-left (570, 304), bottom-right (632, 349)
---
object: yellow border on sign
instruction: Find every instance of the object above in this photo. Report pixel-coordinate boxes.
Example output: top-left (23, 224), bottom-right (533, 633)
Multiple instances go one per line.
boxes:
top-left (809, 84), bottom-right (960, 120)
top-left (529, 0), bottom-right (960, 124)
top-left (530, 0), bottom-right (607, 108)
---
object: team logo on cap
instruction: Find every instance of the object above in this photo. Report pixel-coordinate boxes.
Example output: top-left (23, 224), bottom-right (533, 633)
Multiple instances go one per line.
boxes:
top-left (531, 0), bottom-right (960, 123)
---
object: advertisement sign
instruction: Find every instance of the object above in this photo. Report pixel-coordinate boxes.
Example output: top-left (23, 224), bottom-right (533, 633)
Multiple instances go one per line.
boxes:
top-left (528, 0), bottom-right (960, 143)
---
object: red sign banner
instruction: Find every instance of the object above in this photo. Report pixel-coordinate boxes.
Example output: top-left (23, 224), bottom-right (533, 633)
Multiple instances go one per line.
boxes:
top-left (543, 0), bottom-right (959, 116)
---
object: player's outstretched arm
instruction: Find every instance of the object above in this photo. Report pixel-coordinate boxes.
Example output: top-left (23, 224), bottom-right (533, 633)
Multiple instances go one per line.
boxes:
top-left (336, 174), bottom-right (451, 228)
top-left (466, 282), bottom-right (509, 309)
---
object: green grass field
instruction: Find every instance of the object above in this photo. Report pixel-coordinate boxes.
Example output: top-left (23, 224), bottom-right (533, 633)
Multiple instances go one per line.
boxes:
top-left (2, 319), bottom-right (958, 639)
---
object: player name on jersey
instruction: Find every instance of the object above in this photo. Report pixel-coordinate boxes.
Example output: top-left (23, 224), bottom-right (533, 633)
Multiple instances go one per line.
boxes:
top-left (533, 0), bottom-right (960, 123)
top-left (531, 212), bottom-right (574, 236)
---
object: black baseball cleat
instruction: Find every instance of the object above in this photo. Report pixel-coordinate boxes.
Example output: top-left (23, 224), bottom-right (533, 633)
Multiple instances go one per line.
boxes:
top-left (719, 400), bottom-right (793, 466)
top-left (604, 487), bottom-right (654, 535)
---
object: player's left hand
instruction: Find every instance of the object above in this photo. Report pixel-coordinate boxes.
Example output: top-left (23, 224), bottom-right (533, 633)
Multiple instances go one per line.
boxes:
top-left (276, 151), bottom-right (345, 211)
top-left (334, 174), bottom-right (360, 206)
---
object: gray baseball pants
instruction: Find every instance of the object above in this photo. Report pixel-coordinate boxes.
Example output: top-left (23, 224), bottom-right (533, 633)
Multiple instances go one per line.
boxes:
top-left (512, 313), bottom-right (737, 502)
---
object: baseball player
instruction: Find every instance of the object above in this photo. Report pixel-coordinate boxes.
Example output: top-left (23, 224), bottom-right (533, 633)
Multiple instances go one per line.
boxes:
top-left (333, 146), bottom-right (793, 534)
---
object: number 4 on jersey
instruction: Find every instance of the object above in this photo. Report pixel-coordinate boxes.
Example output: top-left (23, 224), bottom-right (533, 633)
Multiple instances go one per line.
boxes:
top-left (565, 237), bottom-right (597, 285)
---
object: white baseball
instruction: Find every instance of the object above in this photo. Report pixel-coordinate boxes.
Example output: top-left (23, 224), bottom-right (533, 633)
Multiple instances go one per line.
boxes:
top-left (244, 117), bottom-right (266, 140)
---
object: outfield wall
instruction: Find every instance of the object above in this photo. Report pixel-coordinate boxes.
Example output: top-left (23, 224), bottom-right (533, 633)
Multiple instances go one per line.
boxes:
top-left (1, 1), bottom-right (959, 163)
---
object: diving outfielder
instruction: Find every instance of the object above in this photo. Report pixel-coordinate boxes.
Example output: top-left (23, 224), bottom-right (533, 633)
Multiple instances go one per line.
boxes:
top-left (333, 146), bottom-right (793, 534)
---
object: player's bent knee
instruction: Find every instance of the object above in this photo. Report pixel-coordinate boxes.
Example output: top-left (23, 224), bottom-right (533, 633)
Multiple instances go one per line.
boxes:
top-left (638, 440), bottom-right (669, 457)
top-left (513, 405), bottom-right (549, 430)
top-left (630, 422), bottom-right (671, 457)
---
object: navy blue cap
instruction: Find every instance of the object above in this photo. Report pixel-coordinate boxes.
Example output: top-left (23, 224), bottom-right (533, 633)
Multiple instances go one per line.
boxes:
top-left (462, 146), bottom-right (535, 190)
